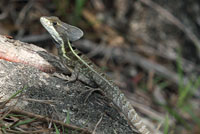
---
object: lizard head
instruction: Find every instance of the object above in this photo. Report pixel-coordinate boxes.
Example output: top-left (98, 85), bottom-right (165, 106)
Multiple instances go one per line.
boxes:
top-left (40, 16), bottom-right (84, 45)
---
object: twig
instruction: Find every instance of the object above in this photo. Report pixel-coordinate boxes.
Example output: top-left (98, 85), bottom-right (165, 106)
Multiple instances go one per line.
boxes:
top-left (139, 0), bottom-right (200, 56)
top-left (5, 128), bottom-right (53, 134)
top-left (22, 98), bottom-right (55, 105)
top-left (0, 10), bottom-right (8, 20)
top-left (15, 0), bottom-right (34, 27)
top-left (92, 115), bottom-right (103, 134)
top-left (17, 34), bottom-right (50, 43)
top-left (75, 40), bottom-right (188, 85)
top-left (11, 109), bottom-right (92, 134)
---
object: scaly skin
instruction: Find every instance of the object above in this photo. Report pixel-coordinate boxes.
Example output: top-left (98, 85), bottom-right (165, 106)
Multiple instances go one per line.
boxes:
top-left (40, 16), bottom-right (151, 134)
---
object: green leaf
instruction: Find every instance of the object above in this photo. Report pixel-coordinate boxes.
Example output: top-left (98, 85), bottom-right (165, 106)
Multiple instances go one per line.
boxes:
top-left (164, 114), bottom-right (169, 134)
top-left (54, 123), bottom-right (60, 134)
top-left (12, 118), bottom-right (36, 128)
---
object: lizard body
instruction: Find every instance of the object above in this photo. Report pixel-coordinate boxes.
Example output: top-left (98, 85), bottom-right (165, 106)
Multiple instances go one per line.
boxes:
top-left (40, 16), bottom-right (151, 134)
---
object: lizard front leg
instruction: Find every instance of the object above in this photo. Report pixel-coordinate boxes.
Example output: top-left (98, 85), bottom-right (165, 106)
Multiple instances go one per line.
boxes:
top-left (71, 66), bottom-right (97, 87)
top-left (71, 66), bottom-right (105, 102)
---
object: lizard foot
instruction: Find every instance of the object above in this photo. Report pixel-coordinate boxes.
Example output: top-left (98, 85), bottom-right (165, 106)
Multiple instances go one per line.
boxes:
top-left (65, 71), bottom-right (79, 84)
top-left (79, 87), bottom-right (104, 103)
top-left (53, 73), bottom-right (77, 83)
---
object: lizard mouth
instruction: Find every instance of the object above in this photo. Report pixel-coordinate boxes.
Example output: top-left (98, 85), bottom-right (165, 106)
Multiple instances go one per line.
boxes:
top-left (40, 16), bottom-right (51, 28)
top-left (40, 16), bottom-right (63, 46)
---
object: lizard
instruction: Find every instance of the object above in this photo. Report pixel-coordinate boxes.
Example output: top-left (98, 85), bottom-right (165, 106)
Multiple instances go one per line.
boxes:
top-left (40, 16), bottom-right (152, 134)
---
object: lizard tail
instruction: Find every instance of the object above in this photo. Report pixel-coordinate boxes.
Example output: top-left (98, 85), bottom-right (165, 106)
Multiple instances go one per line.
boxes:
top-left (92, 73), bottom-right (152, 134)
top-left (112, 88), bottom-right (151, 134)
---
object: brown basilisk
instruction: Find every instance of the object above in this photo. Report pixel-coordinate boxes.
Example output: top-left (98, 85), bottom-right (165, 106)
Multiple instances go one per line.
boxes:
top-left (40, 16), bottom-right (151, 134)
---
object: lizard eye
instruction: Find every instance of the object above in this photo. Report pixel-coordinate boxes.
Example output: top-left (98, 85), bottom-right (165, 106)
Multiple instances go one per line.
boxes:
top-left (52, 22), bottom-right (57, 26)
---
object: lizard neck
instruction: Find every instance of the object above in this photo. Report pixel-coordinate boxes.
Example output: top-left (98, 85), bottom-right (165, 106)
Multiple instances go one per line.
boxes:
top-left (58, 40), bottom-right (83, 69)
top-left (57, 41), bottom-right (74, 68)
top-left (66, 39), bottom-right (114, 86)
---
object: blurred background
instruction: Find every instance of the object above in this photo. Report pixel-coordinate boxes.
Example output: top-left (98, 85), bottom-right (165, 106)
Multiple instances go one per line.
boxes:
top-left (1, 0), bottom-right (200, 133)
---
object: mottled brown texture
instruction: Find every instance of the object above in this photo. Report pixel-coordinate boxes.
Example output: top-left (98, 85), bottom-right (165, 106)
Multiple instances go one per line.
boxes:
top-left (60, 45), bottom-right (151, 134)
top-left (40, 16), bottom-right (152, 134)
top-left (0, 35), bottom-right (135, 134)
